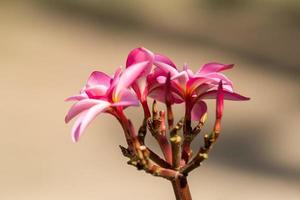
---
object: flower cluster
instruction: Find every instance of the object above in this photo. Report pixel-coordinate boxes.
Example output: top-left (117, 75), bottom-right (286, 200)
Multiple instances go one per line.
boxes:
top-left (65, 47), bottom-right (249, 181)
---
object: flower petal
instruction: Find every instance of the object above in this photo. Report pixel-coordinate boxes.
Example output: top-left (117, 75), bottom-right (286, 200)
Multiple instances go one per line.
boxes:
top-left (148, 87), bottom-right (166, 103)
top-left (148, 85), bottom-right (184, 104)
top-left (171, 71), bottom-right (189, 86)
top-left (191, 100), bottom-right (207, 121)
top-left (71, 111), bottom-right (87, 143)
top-left (197, 63), bottom-right (234, 74)
top-left (114, 61), bottom-right (149, 99)
top-left (193, 83), bottom-right (214, 96)
top-left (126, 47), bottom-right (154, 80)
top-left (111, 100), bottom-right (139, 107)
top-left (113, 89), bottom-right (139, 107)
top-left (65, 93), bottom-right (88, 102)
top-left (87, 71), bottom-right (111, 87)
top-left (200, 90), bottom-right (250, 101)
top-left (187, 76), bottom-right (215, 93)
top-left (84, 85), bottom-right (108, 98)
top-left (106, 66), bottom-right (122, 98)
top-left (73, 102), bottom-right (110, 142)
top-left (126, 47), bottom-right (154, 67)
top-left (222, 84), bottom-right (234, 92)
top-left (183, 64), bottom-right (194, 78)
top-left (157, 76), bottom-right (167, 84)
top-left (204, 73), bottom-right (233, 88)
top-left (154, 61), bottom-right (179, 76)
top-left (154, 54), bottom-right (177, 68)
top-left (65, 99), bottom-right (108, 123)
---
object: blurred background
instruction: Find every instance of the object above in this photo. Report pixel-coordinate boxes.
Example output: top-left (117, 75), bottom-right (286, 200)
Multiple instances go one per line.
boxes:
top-left (0, 0), bottom-right (299, 199)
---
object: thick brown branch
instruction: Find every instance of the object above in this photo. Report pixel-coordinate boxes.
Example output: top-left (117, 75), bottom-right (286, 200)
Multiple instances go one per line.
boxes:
top-left (171, 176), bottom-right (192, 200)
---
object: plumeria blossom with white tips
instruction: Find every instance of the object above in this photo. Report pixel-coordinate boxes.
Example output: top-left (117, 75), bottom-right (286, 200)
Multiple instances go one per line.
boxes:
top-left (65, 61), bottom-right (150, 142)
top-left (147, 60), bottom-right (248, 121)
top-left (125, 47), bottom-right (178, 117)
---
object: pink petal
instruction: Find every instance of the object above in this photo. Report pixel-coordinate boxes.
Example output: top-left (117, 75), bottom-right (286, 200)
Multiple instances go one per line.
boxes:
top-left (126, 47), bottom-right (154, 80)
top-left (154, 54), bottom-right (177, 68)
top-left (193, 82), bottom-right (233, 95)
top-left (65, 99), bottom-right (107, 123)
top-left (222, 84), bottom-right (234, 92)
top-left (130, 76), bottom-right (149, 102)
top-left (154, 61), bottom-right (179, 76)
top-left (191, 101), bottom-right (207, 121)
top-left (71, 111), bottom-right (87, 143)
top-left (183, 64), bottom-right (194, 78)
top-left (171, 71), bottom-right (189, 86)
top-left (65, 93), bottom-right (88, 102)
top-left (131, 82), bottom-right (142, 99)
top-left (200, 90), bottom-right (250, 101)
top-left (147, 65), bottom-right (173, 86)
top-left (111, 100), bottom-right (139, 107)
top-left (106, 66), bottom-right (122, 98)
top-left (114, 61), bottom-right (149, 99)
top-left (146, 71), bottom-right (161, 91)
top-left (84, 85), bottom-right (108, 98)
top-left (197, 63), bottom-right (234, 74)
top-left (172, 92), bottom-right (185, 103)
top-left (148, 87), bottom-right (166, 103)
top-left (204, 73), bottom-right (233, 88)
top-left (193, 83), bottom-right (214, 96)
top-left (126, 47), bottom-right (154, 67)
top-left (111, 67), bottom-right (122, 88)
top-left (116, 89), bottom-right (139, 107)
top-left (157, 76), bottom-right (167, 84)
top-left (87, 71), bottom-right (111, 87)
top-left (73, 102), bottom-right (110, 142)
top-left (187, 76), bottom-right (214, 93)
top-left (148, 86), bottom-right (184, 104)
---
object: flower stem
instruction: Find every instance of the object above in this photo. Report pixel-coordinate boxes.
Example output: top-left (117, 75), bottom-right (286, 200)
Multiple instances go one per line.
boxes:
top-left (182, 100), bottom-right (193, 163)
top-left (171, 176), bottom-right (192, 200)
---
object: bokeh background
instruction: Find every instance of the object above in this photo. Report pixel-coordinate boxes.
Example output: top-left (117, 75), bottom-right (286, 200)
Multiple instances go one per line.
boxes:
top-left (1, 0), bottom-right (299, 199)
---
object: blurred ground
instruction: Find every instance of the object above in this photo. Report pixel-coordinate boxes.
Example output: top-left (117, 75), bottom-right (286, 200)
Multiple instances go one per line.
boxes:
top-left (0, 1), bottom-right (299, 200)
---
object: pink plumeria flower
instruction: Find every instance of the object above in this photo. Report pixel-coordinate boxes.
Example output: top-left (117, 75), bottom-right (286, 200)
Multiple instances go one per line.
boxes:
top-left (148, 60), bottom-right (249, 121)
top-left (125, 47), bottom-right (177, 117)
top-left (65, 61), bottom-right (149, 142)
top-left (192, 64), bottom-right (250, 106)
top-left (128, 49), bottom-right (181, 106)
